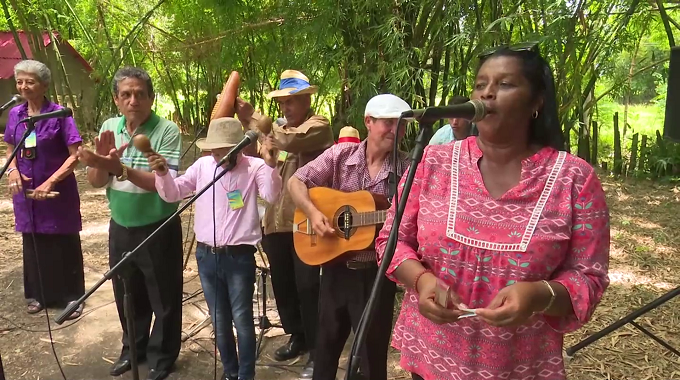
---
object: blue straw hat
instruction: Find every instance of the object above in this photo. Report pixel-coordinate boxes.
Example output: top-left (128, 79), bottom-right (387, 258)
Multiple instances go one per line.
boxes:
top-left (267, 70), bottom-right (319, 98)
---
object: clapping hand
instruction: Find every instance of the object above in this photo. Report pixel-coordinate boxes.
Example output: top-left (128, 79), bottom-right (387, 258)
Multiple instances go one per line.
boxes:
top-left (77, 130), bottom-right (128, 175)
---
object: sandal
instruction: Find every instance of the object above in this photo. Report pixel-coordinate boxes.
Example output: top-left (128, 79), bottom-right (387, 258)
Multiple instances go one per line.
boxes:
top-left (64, 301), bottom-right (84, 320)
top-left (27, 300), bottom-right (44, 314)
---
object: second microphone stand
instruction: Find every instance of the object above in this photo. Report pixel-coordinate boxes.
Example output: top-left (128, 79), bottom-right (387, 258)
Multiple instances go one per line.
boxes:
top-left (55, 155), bottom-right (239, 380)
top-left (344, 120), bottom-right (434, 380)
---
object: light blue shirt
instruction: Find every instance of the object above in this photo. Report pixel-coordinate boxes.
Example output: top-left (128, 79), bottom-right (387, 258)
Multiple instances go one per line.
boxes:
top-left (429, 123), bottom-right (478, 145)
top-left (429, 124), bottom-right (455, 145)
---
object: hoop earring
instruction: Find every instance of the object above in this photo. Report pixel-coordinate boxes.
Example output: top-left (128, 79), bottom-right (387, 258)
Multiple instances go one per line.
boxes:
top-left (532, 110), bottom-right (539, 119)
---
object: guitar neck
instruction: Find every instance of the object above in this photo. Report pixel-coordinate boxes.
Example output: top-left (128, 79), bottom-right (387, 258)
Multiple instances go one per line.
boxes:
top-left (354, 210), bottom-right (387, 227)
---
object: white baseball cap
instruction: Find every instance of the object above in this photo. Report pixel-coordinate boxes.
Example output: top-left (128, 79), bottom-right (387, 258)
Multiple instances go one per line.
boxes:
top-left (364, 94), bottom-right (412, 119)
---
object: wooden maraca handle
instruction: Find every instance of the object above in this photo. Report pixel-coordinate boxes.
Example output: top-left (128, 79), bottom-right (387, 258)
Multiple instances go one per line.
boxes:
top-left (132, 134), bottom-right (167, 171)
top-left (25, 190), bottom-right (59, 199)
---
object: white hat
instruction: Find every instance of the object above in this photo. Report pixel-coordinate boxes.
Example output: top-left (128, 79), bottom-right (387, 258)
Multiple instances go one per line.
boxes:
top-left (364, 94), bottom-right (412, 119)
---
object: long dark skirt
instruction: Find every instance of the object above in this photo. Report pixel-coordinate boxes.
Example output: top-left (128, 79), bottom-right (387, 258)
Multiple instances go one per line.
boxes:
top-left (22, 233), bottom-right (85, 307)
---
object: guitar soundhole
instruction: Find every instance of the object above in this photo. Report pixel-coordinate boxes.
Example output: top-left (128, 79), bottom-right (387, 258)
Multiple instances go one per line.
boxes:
top-left (333, 206), bottom-right (358, 240)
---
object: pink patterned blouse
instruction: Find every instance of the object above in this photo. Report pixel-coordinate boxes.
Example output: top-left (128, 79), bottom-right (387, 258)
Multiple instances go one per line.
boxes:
top-left (376, 137), bottom-right (610, 380)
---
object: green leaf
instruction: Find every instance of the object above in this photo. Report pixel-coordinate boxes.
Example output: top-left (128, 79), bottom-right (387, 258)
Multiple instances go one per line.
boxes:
top-left (575, 204), bottom-right (582, 209)
top-left (573, 224), bottom-right (583, 230)
top-left (451, 250), bottom-right (460, 255)
top-left (506, 280), bottom-right (516, 286)
top-left (585, 224), bottom-right (593, 229)
top-left (520, 262), bottom-right (530, 268)
top-left (447, 269), bottom-right (457, 276)
top-left (483, 256), bottom-right (492, 262)
top-left (585, 202), bottom-right (593, 209)
top-left (481, 276), bottom-right (490, 283)
top-left (440, 247), bottom-right (448, 254)
top-left (474, 276), bottom-right (480, 281)
top-left (508, 258), bottom-right (518, 266)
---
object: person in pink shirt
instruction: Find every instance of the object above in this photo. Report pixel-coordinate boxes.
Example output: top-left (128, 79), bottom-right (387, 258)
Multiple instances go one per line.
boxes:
top-left (147, 117), bottom-right (281, 380)
top-left (377, 43), bottom-right (610, 380)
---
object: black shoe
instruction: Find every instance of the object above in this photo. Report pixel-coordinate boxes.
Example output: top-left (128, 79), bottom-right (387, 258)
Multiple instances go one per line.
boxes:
top-left (274, 334), bottom-right (306, 361)
top-left (109, 359), bottom-right (131, 376)
top-left (299, 359), bottom-right (314, 379)
top-left (147, 369), bottom-right (170, 380)
top-left (221, 372), bottom-right (237, 380)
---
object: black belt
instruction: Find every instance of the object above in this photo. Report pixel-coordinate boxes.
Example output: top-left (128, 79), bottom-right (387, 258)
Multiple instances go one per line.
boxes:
top-left (345, 260), bottom-right (378, 270)
top-left (197, 242), bottom-right (255, 255)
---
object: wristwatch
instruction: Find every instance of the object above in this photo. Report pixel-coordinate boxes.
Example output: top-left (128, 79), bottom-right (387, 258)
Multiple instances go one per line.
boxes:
top-left (116, 164), bottom-right (129, 181)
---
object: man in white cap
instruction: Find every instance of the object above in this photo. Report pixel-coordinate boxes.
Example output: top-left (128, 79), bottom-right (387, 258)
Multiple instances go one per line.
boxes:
top-left (236, 70), bottom-right (335, 377)
top-left (288, 94), bottom-right (412, 380)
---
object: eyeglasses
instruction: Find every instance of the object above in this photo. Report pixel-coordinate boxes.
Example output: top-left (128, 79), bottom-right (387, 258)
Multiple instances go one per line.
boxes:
top-left (477, 41), bottom-right (540, 60)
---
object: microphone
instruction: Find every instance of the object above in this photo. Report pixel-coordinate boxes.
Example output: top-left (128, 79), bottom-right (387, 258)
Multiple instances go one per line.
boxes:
top-left (217, 130), bottom-right (260, 167)
top-left (401, 99), bottom-right (486, 123)
top-left (18, 107), bottom-right (73, 124)
top-left (0, 94), bottom-right (24, 113)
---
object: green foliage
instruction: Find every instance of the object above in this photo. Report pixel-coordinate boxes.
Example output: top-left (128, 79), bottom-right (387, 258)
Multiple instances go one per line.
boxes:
top-left (1, 0), bottom-right (678, 180)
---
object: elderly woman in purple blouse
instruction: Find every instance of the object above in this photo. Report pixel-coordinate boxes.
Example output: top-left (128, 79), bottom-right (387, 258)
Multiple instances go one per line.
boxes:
top-left (4, 60), bottom-right (84, 319)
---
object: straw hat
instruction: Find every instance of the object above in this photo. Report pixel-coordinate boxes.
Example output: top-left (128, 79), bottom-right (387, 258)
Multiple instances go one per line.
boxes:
top-left (337, 126), bottom-right (361, 144)
top-left (196, 117), bottom-right (244, 151)
top-left (267, 70), bottom-right (318, 98)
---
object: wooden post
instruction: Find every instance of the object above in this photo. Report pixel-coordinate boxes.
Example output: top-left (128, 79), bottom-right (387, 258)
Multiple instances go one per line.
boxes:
top-left (629, 133), bottom-right (639, 176)
top-left (591, 121), bottom-right (598, 166)
top-left (640, 135), bottom-right (648, 173)
top-left (613, 112), bottom-right (623, 175)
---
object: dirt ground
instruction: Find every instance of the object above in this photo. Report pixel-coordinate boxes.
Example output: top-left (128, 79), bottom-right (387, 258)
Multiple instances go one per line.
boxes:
top-left (1, 138), bottom-right (679, 380)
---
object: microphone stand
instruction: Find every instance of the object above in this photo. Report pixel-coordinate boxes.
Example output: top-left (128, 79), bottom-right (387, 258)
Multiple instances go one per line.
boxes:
top-left (0, 120), bottom-right (37, 179)
top-left (344, 119), bottom-right (434, 380)
top-left (55, 155), bottom-right (239, 380)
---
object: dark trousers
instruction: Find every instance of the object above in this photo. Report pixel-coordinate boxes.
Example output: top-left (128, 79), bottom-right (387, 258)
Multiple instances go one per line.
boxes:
top-left (108, 217), bottom-right (183, 372)
top-left (23, 233), bottom-right (85, 306)
top-left (261, 232), bottom-right (320, 354)
top-left (196, 243), bottom-right (256, 380)
top-left (412, 374), bottom-right (424, 380)
top-left (313, 262), bottom-right (396, 380)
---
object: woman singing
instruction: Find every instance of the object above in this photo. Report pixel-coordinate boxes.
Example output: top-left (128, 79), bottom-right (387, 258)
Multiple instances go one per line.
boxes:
top-left (376, 43), bottom-right (610, 380)
top-left (4, 60), bottom-right (85, 319)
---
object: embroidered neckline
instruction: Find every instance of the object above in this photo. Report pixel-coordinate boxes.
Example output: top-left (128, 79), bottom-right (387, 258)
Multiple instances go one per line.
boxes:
top-left (446, 140), bottom-right (566, 252)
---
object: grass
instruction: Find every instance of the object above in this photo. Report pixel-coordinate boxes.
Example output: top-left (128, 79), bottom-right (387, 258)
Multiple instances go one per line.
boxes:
top-left (575, 101), bottom-right (666, 163)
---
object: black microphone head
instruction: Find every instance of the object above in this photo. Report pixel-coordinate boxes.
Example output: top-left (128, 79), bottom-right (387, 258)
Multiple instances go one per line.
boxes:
top-left (245, 130), bottom-right (259, 141)
top-left (469, 99), bottom-right (486, 122)
top-left (62, 107), bottom-right (73, 117)
top-left (12, 94), bottom-right (24, 103)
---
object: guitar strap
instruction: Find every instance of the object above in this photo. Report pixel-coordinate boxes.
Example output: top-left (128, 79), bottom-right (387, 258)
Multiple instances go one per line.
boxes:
top-left (387, 157), bottom-right (403, 203)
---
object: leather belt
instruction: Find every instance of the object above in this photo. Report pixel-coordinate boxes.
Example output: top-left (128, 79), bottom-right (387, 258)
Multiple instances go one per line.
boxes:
top-left (346, 260), bottom-right (378, 270)
top-left (197, 242), bottom-right (229, 254)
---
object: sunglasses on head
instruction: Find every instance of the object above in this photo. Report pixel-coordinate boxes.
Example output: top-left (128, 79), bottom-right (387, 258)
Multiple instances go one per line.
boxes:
top-left (477, 41), bottom-right (540, 60)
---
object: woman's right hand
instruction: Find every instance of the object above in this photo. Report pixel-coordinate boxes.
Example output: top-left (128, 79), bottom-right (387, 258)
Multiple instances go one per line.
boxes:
top-left (7, 169), bottom-right (30, 196)
top-left (417, 273), bottom-right (467, 324)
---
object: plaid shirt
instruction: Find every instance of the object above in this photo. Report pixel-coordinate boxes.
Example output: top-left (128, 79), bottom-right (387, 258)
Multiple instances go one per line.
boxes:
top-left (294, 140), bottom-right (410, 262)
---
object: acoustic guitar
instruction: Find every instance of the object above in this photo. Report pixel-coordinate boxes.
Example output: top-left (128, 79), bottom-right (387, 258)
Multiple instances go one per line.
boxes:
top-left (293, 187), bottom-right (391, 265)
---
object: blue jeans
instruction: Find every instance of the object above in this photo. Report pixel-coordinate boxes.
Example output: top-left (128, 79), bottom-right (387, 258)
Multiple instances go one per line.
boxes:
top-left (196, 243), bottom-right (256, 380)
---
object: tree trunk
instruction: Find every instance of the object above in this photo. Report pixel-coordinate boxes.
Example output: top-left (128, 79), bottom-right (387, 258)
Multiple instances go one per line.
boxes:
top-left (614, 112), bottom-right (623, 175)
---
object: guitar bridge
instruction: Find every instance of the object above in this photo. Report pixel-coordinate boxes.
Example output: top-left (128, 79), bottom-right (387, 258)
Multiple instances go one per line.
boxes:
top-left (293, 218), bottom-right (317, 247)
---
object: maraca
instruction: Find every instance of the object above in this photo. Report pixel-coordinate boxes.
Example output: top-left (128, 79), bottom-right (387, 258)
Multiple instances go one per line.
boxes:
top-left (132, 134), bottom-right (166, 172)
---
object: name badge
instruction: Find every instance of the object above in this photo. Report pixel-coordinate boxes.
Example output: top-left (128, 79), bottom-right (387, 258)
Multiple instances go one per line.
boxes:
top-left (278, 151), bottom-right (288, 162)
top-left (227, 190), bottom-right (244, 210)
top-left (25, 131), bottom-right (37, 148)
